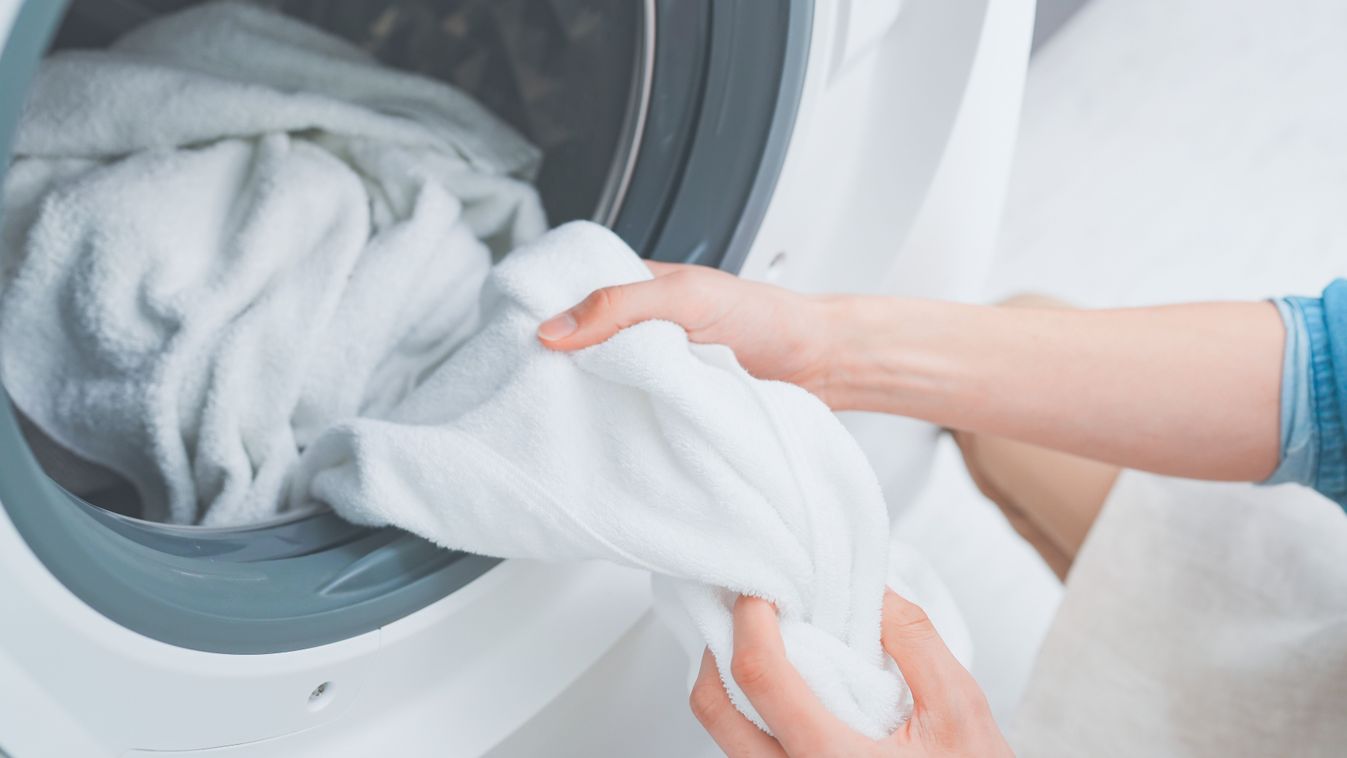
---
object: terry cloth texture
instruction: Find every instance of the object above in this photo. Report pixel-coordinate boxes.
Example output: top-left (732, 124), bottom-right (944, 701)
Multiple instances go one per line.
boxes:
top-left (292, 221), bottom-right (969, 738)
top-left (0, 2), bottom-right (547, 525)
top-left (0, 3), bottom-right (971, 737)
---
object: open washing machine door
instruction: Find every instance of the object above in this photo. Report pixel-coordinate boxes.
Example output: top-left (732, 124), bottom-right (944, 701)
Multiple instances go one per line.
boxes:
top-left (0, 0), bottom-right (1035, 755)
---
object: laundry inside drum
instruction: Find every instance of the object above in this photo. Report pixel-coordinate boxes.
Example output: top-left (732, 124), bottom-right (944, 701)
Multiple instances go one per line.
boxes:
top-left (3, 0), bottom-right (647, 528)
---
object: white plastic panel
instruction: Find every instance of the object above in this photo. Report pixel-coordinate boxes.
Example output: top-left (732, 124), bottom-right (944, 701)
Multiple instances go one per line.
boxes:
top-left (743, 0), bottom-right (1034, 513)
top-left (118, 563), bottom-right (651, 757)
top-left (837, 0), bottom-right (907, 74)
top-left (0, 494), bottom-right (647, 756)
top-left (0, 499), bottom-right (380, 754)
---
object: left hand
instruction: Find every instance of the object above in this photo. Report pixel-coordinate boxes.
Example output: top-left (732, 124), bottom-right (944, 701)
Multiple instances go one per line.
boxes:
top-left (536, 261), bottom-right (844, 406)
top-left (689, 593), bottom-right (1013, 757)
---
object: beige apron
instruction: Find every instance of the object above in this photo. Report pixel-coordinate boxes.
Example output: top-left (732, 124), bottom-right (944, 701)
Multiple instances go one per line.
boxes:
top-left (1012, 474), bottom-right (1347, 757)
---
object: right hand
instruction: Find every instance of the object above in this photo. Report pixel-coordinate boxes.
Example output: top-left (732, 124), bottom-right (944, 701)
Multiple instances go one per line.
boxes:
top-left (690, 592), bottom-right (1013, 757)
top-left (536, 262), bottom-right (844, 406)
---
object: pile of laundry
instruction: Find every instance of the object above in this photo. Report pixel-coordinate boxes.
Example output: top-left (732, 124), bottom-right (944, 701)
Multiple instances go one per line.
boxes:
top-left (0, 2), bottom-right (965, 740)
top-left (0, 1), bottom-right (547, 526)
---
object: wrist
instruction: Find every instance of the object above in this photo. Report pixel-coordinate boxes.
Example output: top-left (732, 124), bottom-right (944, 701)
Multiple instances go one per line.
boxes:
top-left (812, 295), bottom-right (976, 418)
top-left (809, 295), bottom-right (906, 412)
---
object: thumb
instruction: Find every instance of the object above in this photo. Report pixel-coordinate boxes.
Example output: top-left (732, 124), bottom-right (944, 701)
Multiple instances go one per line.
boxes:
top-left (880, 590), bottom-right (982, 715)
top-left (537, 279), bottom-right (674, 350)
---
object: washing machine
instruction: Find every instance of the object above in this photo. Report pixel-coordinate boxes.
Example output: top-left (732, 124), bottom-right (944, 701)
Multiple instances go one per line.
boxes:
top-left (0, 0), bottom-right (1035, 755)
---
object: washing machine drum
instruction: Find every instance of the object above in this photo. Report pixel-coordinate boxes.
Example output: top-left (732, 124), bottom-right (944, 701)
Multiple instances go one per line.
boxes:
top-left (0, 0), bottom-right (809, 652)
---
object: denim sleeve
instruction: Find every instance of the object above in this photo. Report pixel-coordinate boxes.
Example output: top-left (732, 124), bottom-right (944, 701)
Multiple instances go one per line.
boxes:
top-left (1264, 279), bottom-right (1347, 510)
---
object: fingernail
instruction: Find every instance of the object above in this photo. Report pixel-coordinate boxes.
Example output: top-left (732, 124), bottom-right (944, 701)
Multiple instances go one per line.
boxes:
top-left (537, 311), bottom-right (578, 341)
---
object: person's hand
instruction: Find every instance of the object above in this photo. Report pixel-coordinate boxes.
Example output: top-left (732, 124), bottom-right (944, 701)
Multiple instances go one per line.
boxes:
top-left (536, 262), bottom-right (844, 406)
top-left (690, 593), bottom-right (1013, 758)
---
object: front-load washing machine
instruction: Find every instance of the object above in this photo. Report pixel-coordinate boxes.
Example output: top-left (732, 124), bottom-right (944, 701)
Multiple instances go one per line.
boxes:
top-left (0, 0), bottom-right (1035, 755)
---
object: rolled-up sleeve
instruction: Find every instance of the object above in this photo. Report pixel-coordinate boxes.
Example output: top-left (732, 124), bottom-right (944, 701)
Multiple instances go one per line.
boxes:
top-left (1265, 279), bottom-right (1347, 509)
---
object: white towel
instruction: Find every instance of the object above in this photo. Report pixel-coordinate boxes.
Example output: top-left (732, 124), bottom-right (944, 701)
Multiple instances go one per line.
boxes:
top-left (0, 2), bottom-right (546, 525)
top-left (292, 221), bottom-right (969, 739)
top-left (0, 3), bottom-right (972, 735)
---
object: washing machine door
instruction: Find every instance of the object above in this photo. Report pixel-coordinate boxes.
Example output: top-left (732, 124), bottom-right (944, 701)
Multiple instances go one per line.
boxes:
top-left (0, 0), bottom-right (810, 655)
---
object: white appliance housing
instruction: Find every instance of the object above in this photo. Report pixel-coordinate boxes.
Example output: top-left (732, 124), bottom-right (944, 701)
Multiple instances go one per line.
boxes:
top-left (0, 0), bottom-right (1034, 755)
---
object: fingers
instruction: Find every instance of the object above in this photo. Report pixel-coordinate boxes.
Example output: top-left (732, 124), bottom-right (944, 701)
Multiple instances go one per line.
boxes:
top-left (879, 589), bottom-right (983, 717)
top-left (731, 596), bottom-right (853, 755)
top-left (537, 262), bottom-right (716, 351)
top-left (645, 260), bottom-right (686, 277)
top-left (537, 277), bottom-right (677, 350)
top-left (690, 649), bottom-right (787, 758)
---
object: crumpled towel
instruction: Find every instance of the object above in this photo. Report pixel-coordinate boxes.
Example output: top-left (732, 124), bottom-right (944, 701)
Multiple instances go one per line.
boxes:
top-left (0, 2), bottom-right (972, 735)
top-left (292, 221), bottom-right (969, 738)
top-left (0, 2), bottom-right (546, 525)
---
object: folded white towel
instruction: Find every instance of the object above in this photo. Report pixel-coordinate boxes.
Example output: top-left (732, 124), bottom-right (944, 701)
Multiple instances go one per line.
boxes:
top-left (292, 221), bottom-right (967, 738)
top-left (0, 2), bottom-right (546, 525)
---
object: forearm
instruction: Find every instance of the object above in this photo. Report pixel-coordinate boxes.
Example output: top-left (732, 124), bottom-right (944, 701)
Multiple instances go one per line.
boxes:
top-left (819, 296), bottom-right (1285, 482)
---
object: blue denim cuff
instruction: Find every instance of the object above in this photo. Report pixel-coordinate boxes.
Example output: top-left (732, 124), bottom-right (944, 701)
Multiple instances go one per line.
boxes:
top-left (1264, 293), bottom-right (1347, 509)
top-left (1264, 298), bottom-right (1316, 486)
